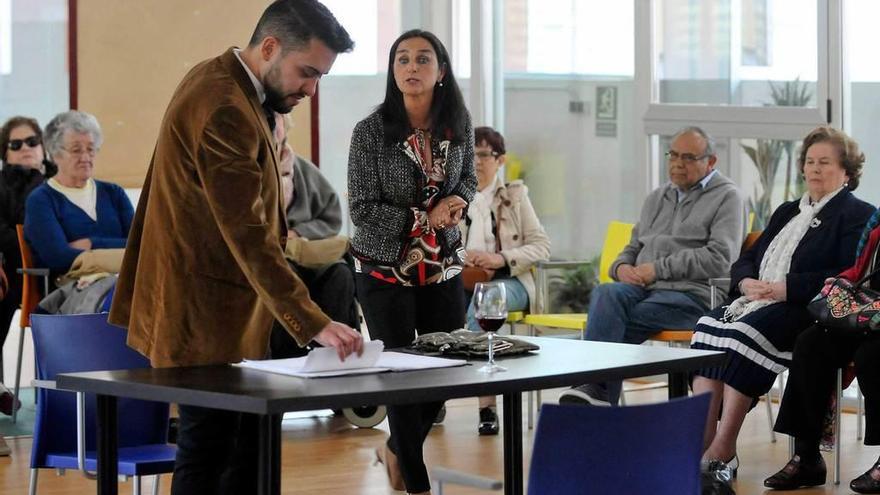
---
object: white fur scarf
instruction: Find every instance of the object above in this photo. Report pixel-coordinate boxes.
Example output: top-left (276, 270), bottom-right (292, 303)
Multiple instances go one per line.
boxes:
top-left (722, 187), bottom-right (843, 322)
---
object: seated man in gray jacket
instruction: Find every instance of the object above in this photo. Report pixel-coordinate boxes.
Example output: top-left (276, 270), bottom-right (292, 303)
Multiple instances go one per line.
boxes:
top-left (560, 126), bottom-right (745, 406)
top-left (270, 115), bottom-right (359, 358)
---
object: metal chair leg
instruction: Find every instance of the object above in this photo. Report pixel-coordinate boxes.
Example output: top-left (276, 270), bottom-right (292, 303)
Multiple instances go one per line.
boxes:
top-left (527, 324), bottom-right (535, 429)
top-left (133, 475), bottom-right (141, 495)
top-left (858, 383), bottom-right (864, 441)
top-left (12, 324), bottom-right (25, 424)
top-left (152, 474), bottom-right (160, 495)
top-left (28, 468), bottom-right (38, 495)
top-left (527, 389), bottom-right (534, 430)
top-left (765, 390), bottom-right (776, 443)
top-left (834, 368), bottom-right (842, 485)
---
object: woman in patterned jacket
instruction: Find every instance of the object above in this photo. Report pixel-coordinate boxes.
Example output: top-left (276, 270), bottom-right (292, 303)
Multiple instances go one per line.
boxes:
top-left (347, 29), bottom-right (476, 495)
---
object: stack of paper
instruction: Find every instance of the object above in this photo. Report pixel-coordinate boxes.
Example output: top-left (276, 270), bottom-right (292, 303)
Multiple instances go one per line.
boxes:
top-left (237, 340), bottom-right (467, 378)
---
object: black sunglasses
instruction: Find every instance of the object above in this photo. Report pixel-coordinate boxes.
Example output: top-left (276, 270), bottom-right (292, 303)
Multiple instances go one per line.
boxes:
top-left (8, 136), bottom-right (41, 151)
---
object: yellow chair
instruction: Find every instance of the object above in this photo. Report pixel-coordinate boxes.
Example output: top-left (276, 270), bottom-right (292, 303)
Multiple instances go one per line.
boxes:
top-left (522, 221), bottom-right (633, 427)
top-left (598, 221), bottom-right (634, 284)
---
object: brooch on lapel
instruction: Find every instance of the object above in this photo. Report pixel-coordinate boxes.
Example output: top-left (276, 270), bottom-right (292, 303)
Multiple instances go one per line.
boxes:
top-left (810, 218), bottom-right (822, 228)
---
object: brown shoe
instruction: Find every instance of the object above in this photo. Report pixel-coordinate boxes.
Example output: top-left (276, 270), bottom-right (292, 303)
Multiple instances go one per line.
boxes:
top-left (374, 444), bottom-right (405, 491)
top-left (764, 455), bottom-right (826, 490)
top-left (851, 460), bottom-right (880, 494)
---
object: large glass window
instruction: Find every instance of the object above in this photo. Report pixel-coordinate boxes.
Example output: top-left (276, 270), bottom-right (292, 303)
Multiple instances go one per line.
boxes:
top-left (503, 0), bottom-right (635, 261)
top-left (317, 0), bottom-right (401, 235)
top-left (844, 0), bottom-right (880, 208)
top-left (505, 0), bottom-right (633, 76)
top-left (656, 0), bottom-right (817, 107)
top-left (0, 0), bottom-right (69, 125)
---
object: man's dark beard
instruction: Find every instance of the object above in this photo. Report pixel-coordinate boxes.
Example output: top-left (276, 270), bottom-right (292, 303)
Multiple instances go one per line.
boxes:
top-left (264, 84), bottom-right (294, 114)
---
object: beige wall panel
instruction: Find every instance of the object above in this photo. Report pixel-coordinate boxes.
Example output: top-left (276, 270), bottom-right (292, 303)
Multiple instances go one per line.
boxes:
top-left (77, 1), bottom-right (312, 188)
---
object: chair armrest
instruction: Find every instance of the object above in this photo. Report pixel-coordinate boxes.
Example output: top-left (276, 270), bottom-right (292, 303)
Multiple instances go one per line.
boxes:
top-left (32, 379), bottom-right (57, 390)
top-left (431, 466), bottom-right (503, 492)
top-left (708, 277), bottom-right (732, 309)
top-left (535, 260), bottom-right (594, 313)
top-left (536, 260), bottom-right (593, 270)
top-left (17, 267), bottom-right (50, 277)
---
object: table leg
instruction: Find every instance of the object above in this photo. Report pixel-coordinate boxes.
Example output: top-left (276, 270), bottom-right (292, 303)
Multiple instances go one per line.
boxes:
top-left (257, 413), bottom-right (282, 495)
top-left (502, 392), bottom-right (523, 495)
top-left (668, 371), bottom-right (688, 399)
top-left (97, 394), bottom-right (118, 495)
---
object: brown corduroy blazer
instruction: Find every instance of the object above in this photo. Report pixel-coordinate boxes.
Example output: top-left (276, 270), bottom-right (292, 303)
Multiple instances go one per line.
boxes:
top-left (109, 48), bottom-right (330, 367)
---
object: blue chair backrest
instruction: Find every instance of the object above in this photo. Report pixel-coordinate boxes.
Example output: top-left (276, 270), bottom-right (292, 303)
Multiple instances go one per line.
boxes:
top-left (29, 313), bottom-right (169, 468)
top-left (527, 394), bottom-right (711, 495)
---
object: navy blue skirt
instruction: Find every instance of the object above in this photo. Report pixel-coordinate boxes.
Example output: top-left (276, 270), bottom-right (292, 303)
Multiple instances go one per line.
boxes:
top-left (690, 302), bottom-right (815, 398)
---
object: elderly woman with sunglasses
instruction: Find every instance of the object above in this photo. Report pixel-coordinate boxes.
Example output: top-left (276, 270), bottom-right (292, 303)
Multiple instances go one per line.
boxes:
top-left (23, 110), bottom-right (133, 276)
top-left (0, 116), bottom-right (57, 397)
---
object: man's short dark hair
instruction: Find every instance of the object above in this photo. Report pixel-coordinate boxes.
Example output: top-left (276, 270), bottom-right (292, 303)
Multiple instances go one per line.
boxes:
top-left (248, 0), bottom-right (354, 54)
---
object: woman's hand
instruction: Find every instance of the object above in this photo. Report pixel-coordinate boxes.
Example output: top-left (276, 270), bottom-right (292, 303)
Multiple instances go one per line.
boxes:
top-left (739, 278), bottom-right (772, 301)
top-left (429, 195), bottom-right (468, 230)
top-left (767, 281), bottom-right (787, 302)
top-left (468, 250), bottom-right (506, 269)
top-left (69, 238), bottom-right (92, 250)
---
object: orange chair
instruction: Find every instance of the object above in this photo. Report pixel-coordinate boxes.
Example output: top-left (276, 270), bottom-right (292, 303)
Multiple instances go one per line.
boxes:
top-left (11, 224), bottom-right (49, 423)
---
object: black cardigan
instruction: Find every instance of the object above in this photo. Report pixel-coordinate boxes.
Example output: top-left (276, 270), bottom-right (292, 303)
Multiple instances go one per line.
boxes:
top-left (729, 189), bottom-right (875, 305)
top-left (0, 161), bottom-right (56, 265)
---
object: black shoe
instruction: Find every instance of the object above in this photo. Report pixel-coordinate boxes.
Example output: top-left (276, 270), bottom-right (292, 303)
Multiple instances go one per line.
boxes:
top-left (764, 455), bottom-right (826, 490)
top-left (433, 404), bottom-right (446, 425)
top-left (478, 407), bottom-right (499, 436)
top-left (851, 460), bottom-right (880, 494)
top-left (558, 383), bottom-right (611, 407)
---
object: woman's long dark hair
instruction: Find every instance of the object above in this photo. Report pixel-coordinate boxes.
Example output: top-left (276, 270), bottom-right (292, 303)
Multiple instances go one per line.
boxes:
top-left (379, 29), bottom-right (469, 145)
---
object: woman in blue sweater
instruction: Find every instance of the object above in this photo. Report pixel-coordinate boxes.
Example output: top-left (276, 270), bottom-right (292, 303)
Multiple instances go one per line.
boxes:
top-left (24, 110), bottom-right (133, 274)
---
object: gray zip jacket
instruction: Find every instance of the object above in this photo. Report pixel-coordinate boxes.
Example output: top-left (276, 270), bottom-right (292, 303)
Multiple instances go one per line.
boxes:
top-left (610, 171), bottom-right (746, 308)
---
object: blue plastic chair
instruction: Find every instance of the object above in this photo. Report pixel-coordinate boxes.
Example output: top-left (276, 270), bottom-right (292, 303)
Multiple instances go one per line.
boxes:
top-left (29, 313), bottom-right (176, 495)
top-left (434, 394), bottom-right (711, 494)
top-left (527, 394), bottom-right (710, 495)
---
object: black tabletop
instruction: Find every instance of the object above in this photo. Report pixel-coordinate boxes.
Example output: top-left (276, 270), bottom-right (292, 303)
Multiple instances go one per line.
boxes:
top-left (56, 337), bottom-right (723, 415)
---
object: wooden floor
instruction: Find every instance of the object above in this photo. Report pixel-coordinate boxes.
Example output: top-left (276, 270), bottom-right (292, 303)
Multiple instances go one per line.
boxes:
top-left (0, 386), bottom-right (877, 494)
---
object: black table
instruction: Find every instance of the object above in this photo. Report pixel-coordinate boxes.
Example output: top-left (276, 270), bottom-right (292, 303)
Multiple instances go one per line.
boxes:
top-left (56, 336), bottom-right (723, 495)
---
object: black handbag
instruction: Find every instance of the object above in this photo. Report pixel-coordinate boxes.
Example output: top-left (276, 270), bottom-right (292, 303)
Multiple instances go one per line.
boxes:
top-left (807, 266), bottom-right (880, 331)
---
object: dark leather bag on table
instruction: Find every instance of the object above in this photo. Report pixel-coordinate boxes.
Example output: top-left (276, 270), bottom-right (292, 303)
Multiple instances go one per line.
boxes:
top-left (411, 330), bottom-right (539, 357)
top-left (807, 266), bottom-right (880, 331)
top-left (461, 266), bottom-right (495, 291)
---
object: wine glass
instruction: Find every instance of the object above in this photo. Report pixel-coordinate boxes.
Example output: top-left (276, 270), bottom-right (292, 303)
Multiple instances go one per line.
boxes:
top-left (473, 281), bottom-right (508, 373)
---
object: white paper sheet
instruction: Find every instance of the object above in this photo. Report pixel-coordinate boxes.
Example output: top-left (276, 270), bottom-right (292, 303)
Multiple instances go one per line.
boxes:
top-left (236, 341), bottom-right (467, 378)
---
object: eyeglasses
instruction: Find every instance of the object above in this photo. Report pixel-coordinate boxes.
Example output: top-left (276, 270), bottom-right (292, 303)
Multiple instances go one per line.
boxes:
top-left (475, 151), bottom-right (499, 161)
top-left (7, 136), bottom-right (41, 151)
top-left (61, 146), bottom-right (98, 157)
top-left (665, 150), bottom-right (710, 165)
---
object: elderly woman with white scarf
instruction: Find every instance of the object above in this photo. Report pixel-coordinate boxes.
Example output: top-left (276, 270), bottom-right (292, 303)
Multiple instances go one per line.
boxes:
top-left (690, 126), bottom-right (875, 474)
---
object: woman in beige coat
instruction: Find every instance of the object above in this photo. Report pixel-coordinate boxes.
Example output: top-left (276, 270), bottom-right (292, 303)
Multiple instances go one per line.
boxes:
top-left (460, 126), bottom-right (550, 434)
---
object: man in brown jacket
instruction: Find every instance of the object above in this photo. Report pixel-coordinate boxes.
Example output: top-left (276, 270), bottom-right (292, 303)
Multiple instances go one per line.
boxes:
top-left (108, 1), bottom-right (361, 493)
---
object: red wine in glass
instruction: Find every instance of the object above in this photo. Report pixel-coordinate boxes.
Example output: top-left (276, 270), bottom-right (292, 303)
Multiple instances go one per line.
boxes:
top-left (477, 316), bottom-right (506, 332)
top-left (474, 282), bottom-right (508, 373)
